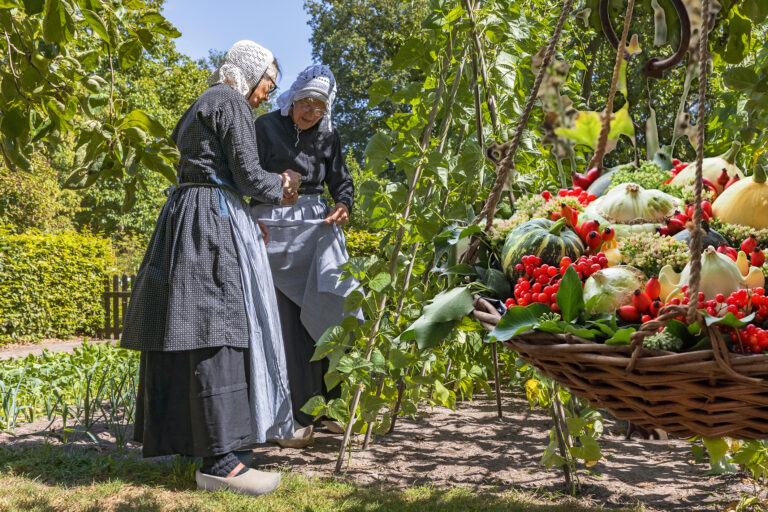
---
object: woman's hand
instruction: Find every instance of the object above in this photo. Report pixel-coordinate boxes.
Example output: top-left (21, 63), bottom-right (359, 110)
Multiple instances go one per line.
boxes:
top-left (324, 203), bottom-right (349, 226)
top-left (258, 221), bottom-right (270, 245)
top-left (281, 190), bottom-right (298, 206)
top-left (280, 169), bottom-right (301, 195)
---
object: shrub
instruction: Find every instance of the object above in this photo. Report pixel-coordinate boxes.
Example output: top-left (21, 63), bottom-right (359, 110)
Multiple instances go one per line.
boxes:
top-left (346, 228), bottom-right (383, 258)
top-left (0, 226), bottom-right (112, 345)
top-left (0, 158), bottom-right (77, 233)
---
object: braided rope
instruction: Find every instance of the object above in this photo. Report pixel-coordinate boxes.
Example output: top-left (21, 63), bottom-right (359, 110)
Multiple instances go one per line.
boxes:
top-left (588, 0), bottom-right (636, 170)
top-left (685, 0), bottom-right (711, 323)
top-left (475, 0), bottom-right (574, 228)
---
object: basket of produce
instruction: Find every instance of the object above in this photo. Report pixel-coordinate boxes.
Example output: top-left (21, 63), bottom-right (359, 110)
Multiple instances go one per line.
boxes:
top-left (468, 0), bottom-right (768, 440)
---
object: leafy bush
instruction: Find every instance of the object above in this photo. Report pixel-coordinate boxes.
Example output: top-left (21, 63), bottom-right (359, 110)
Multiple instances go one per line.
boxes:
top-left (0, 158), bottom-right (78, 233)
top-left (346, 228), bottom-right (383, 258)
top-left (0, 226), bottom-right (112, 345)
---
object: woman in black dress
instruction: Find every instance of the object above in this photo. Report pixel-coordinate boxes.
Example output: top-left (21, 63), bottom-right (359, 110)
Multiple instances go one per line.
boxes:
top-left (122, 40), bottom-right (300, 495)
top-left (251, 65), bottom-right (362, 444)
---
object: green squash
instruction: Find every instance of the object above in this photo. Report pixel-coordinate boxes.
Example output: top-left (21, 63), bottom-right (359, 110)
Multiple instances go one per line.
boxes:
top-left (501, 218), bottom-right (585, 279)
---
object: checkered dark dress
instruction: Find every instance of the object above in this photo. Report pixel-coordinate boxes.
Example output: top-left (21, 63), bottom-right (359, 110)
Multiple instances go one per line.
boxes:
top-left (122, 84), bottom-right (287, 457)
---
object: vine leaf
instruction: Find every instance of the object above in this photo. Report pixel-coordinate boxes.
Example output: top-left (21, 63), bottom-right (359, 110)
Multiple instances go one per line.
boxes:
top-left (400, 287), bottom-right (474, 349)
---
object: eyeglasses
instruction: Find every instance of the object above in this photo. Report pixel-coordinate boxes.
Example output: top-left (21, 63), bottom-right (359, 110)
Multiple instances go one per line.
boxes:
top-left (294, 101), bottom-right (327, 117)
top-left (266, 80), bottom-right (277, 96)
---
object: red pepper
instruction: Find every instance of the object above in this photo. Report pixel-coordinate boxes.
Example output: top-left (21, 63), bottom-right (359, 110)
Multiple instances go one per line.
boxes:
top-left (601, 226), bottom-right (615, 242)
top-left (701, 177), bottom-right (718, 198)
top-left (658, 226), bottom-right (671, 236)
top-left (725, 176), bottom-right (740, 190)
top-left (741, 235), bottom-right (758, 254)
top-left (585, 167), bottom-right (601, 184)
top-left (645, 276), bottom-right (661, 300)
top-left (649, 300), bottom-right (662, 317)
top-left (572, 172), bottom-right (591, 189)
top-left (717, 168), bottom-right (730, 187)
top-left (559, 203), bottom-right (577, 229)
top-left (586, 230), bottom-right (602, 251)
top-left (667, 218), bottom-right (685, 234)
top-left (633, 289), bottom-right (652, 314)
top-left (752, 248), bottom-right (766, 268)
top-left (579, 220), bottom-right (600, 240)
top-left (617, 305), bottom-right (641, 323)
top-left (701, 200), bottom-right (713, 218)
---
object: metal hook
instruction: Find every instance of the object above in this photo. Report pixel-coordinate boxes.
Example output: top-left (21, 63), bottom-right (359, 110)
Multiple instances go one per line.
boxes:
top-left (599, 0), bottom-right (691, 79)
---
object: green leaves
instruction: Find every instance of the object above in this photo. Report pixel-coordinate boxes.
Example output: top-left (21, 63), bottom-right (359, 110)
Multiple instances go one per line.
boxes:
top-left (43, 0), bottom-right (74, 44)
top-left (555, 266), bottom-right (584, 323)
top-left (400, 287), bottom-right (474, 349)
top-left (364, 132), bottom-right (392, 171)
top-left (81, 9), bottom-right (109, 43)
top-left (118, 38), bottom-right (143, 69)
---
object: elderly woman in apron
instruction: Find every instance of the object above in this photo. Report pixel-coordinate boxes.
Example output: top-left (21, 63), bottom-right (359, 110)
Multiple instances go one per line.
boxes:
top-left (121, 41), bottom-right (300, 496)
top-left (251, 65), bottom-right (362, 445)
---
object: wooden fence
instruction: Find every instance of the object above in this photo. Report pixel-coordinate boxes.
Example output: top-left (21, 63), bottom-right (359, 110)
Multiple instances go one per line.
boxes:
top-left (99, 275), bottom-right (134, 339)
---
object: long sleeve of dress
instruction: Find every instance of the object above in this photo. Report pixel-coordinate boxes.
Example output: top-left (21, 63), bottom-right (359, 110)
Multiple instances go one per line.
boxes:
top-left (325, 131), bottom-right (355, 212)
top-left (220, 99), bottom-right (283, 204)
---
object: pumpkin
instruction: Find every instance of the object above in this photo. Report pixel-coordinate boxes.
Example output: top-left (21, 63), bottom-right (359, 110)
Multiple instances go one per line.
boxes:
top-left (669, 141), bottom-right (745, 194)
top-left (712, 165), bottom-right (768, 229)
top-left (501, 218), bottom-right (585, 278)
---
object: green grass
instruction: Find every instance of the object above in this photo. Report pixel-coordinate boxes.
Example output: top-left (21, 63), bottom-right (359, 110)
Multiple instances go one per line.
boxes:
top-left (0, 444), bottom-right (640, 512)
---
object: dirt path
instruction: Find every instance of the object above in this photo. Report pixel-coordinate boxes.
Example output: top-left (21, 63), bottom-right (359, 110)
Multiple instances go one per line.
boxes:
top-left (0, 338), bottom-right (113, 361)
top-left (0, 393), bottom-right (749, 511)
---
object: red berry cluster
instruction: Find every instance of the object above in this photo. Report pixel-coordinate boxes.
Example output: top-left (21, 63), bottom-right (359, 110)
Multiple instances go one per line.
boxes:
top-left (676, 287), bottom-right (768, 354)
top-left (504, 254), bottom-right (610, 311)
top-left (541, 186), bottom-right (597, 207)
top-left (731, 324), bottom-right (768, 354)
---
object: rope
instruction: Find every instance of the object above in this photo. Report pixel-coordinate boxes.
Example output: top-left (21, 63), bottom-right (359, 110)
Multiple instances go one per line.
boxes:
top-left (588, 0), bottom-right (636, 170)
top-left (460, 0), bottom-right (573, 265)
top-left (684, 0), bottom-right (710, 324)
top-left (476, 0), bottom-right (573, 228)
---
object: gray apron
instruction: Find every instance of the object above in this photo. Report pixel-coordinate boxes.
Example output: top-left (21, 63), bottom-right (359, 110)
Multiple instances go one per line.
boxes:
top-left (251, 195), bottom-right (363, 342)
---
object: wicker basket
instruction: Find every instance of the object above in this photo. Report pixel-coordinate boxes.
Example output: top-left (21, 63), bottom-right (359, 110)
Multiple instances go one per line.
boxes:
top-left (474, 298), bottom-right (768, 439)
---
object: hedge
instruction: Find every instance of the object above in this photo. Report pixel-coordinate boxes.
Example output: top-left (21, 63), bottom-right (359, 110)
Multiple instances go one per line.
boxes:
top-left (0, 225), bottom-right (112, 344)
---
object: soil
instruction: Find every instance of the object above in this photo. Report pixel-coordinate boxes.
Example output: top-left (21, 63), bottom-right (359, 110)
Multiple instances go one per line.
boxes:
top-left (0, 337), bottom-right (113, 361)
top-left (0, 392), bottom-right (751, 511)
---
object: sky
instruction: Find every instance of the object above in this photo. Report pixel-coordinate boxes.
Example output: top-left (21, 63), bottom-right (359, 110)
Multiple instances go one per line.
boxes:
top-left (161, 1), bottom-right (315, 92)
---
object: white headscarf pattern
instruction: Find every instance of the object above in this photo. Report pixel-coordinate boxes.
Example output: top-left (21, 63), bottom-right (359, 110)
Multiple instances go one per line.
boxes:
top-left (276, 64), bottom-right (337, 132)
top-left (207, 40), bottom-right (274, 97)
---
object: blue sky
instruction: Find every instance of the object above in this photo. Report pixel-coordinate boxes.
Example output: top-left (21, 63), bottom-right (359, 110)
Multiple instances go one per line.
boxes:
top-left (162, 1), bottom-right (314, 92)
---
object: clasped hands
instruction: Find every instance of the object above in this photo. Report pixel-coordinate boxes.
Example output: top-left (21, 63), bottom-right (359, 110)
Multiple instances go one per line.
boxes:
top-left (277, 168), bottom-right (349, 226)
top-left (281, 169), bottom-right (301, 206)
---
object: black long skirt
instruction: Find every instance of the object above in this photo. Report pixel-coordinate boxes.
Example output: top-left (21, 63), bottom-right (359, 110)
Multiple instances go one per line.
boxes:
top-left (134, 346), bottom-right (254, 458)
top-left (275, 289), bottom-right (340, 427)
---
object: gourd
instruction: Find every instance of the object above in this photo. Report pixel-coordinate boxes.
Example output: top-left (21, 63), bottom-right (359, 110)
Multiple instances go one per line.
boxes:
top-left (712, 165), bottom-right (768, 229)
top-left (658, 245), bottom-right (765, 301)
top-left (580, 183), bottom-right (681, 237)
top-left (669, 141), bottom-right (745, 194)
top-left (501, 218), bottom-right (585, 279)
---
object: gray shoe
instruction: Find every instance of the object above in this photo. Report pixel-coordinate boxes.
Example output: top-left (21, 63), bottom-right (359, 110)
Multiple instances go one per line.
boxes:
top-left (195, 468), bottom-right (281, 496)
top-left (269, 425), bottom-right (314, 448)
